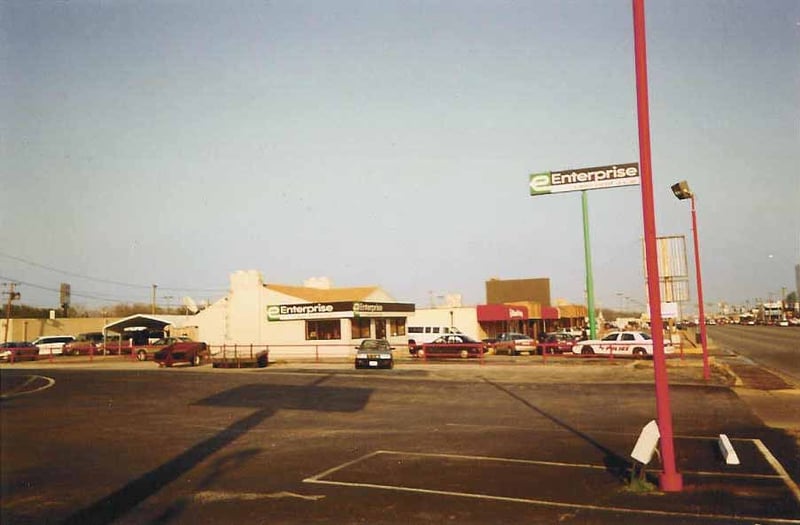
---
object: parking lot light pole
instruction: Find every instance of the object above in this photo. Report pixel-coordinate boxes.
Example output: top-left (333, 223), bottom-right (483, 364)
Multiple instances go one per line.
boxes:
top-left (632, 0), bottom-right (683, 492)
top-left (671, 180), bottom-right (710, 381)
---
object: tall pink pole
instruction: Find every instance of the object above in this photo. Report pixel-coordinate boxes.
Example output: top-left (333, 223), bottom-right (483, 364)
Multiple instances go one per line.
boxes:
top-left (632, 0), bottom-right (683, 491)
top-left (691, 195), bottom-right (711, 380)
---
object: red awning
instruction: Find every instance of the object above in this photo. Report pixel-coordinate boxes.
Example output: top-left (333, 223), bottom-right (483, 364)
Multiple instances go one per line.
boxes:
top-left (477, 304), bottom-right (528, 322)
top-left (541, 306), bottom-right (560, 320)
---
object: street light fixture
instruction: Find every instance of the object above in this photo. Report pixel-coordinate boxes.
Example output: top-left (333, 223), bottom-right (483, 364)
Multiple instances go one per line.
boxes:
top-left (671, 180), bottom-right (710, 381)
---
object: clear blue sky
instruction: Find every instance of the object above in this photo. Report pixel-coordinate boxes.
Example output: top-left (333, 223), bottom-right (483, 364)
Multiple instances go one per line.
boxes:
top-left (2, 0), bottom-right (798, 314)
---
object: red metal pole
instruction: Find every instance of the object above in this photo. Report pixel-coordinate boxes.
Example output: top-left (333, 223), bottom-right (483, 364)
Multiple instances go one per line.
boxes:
top-left (632, 0), bottom-right (683, 492)
top-left (691, 195), bottom-right (710, 381)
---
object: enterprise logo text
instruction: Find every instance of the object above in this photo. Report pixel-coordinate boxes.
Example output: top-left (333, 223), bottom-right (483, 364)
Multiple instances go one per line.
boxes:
top-left (269, 304), bottom-right (334, 317)
top-left (551, 165), bottom-right (638, 185)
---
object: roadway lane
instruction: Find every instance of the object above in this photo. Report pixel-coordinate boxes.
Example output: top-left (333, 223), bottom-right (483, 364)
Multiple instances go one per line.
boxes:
top-left (707, 325), bottom-right (800, 384)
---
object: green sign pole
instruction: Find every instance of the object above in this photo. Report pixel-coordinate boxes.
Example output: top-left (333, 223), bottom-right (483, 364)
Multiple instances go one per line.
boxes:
top-left (581, 190), bottom-right (597, 339)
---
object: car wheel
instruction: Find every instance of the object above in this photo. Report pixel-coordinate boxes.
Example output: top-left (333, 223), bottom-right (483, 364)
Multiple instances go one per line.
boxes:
top-left (191, 354), bottom-right (201, 366)
top-left (460, 349), bottom-right (469, 359)
top-left (417, 348), bottom-right (425, 359)
top-left (581, 346), bottom-right (595, 355)
top-left (136, 350), bottom-right (147, 361)
top-left (633, 347), bottom-right (647, 358)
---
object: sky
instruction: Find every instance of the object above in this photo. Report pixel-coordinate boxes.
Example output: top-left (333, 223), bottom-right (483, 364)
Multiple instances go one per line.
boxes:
top-left (1, 0), bottom-right (799, 315)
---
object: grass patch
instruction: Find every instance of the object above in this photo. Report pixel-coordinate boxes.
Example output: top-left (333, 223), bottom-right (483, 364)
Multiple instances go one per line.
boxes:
top-left (623, 476), bottom-right (658, 494)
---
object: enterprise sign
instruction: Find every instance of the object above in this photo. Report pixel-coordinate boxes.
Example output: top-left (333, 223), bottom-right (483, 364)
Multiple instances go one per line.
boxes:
top-left (529, 162), bottom-right (640, 196)
top-left (267, 301), bottom-right (415, 321)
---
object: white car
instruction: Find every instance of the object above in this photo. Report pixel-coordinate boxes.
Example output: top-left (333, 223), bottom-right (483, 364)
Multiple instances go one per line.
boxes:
top-left (32, 335), bottom-right (75, 357)
top-left (572, 331), bottom-right (673, 357)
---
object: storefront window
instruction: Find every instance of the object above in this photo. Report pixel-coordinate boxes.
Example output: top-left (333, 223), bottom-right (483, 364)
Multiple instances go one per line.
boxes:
top-left (306, 320), bottom-right (341, 340)
top-left (388, 318), bottom-right (406, 337)
top-left (352, 318), bottom-right (371, 339)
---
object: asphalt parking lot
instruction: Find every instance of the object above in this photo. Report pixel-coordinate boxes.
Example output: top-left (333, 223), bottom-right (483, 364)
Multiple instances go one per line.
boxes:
top-left (1, 355), bottom-right (799, 524)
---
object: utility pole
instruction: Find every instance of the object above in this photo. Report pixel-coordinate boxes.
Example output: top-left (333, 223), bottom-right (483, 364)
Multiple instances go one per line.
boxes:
top-left (3, 283), bottom-right (21, 344)
top-left (152, 284), bottom-right (157, 315)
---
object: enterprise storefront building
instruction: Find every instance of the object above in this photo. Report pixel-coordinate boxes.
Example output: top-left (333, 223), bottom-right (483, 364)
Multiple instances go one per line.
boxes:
top-left (193, 270), bottom-right (414, 354)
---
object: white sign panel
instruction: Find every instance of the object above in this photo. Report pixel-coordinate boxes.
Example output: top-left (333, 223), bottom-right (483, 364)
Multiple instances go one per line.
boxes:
top-left (631, 419), bottom-right (661, 465)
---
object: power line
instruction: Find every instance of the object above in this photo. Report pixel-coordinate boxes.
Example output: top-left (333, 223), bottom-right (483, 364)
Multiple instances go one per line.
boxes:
top-left (0, 275), bottom-right (136, 304)
top-left (0, 252), bottom-right (226, 293)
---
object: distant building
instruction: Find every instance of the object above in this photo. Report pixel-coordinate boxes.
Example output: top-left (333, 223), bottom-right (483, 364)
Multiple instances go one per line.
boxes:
top-left (486, 277), bottom-right (551, 306)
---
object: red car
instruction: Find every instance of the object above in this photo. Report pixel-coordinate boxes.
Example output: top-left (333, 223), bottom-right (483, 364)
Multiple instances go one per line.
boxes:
top-left (0, 342), bottom-right (39, 362)
top-left (63, 332), bottom-right (105, 356)
top-left (153, 340), bottom-right (210, 367)
top-left (418, 334), bottom-right (486, 359)
top-left (536, 332), bottom-right (578, 354)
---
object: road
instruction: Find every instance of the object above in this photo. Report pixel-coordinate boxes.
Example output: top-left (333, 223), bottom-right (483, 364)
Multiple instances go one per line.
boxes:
top-left (707, 325), bottom-right (800, 385)
top-left (1, 362), bottom-right (799, 524)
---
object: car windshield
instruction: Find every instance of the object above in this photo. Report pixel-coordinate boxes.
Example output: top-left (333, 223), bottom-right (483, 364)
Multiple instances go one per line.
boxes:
top-left (601, 333), bottom-right (619, 341)
top-left (360, 340), bottom-right (385, 350)
top-left (638, 333), bottom-right (652, 340)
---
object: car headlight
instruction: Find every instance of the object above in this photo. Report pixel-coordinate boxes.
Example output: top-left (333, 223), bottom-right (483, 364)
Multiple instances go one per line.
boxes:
top-left (357, 353), bottom-right (368, 359)
top-left (379, 353), bottom-right (391, 359)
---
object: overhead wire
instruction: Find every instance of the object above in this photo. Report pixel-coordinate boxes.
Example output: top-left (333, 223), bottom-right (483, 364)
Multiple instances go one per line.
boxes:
top-left (0, 252), bottom-right (226, 293)
top-left (0, 274), bottom-right (136, 303)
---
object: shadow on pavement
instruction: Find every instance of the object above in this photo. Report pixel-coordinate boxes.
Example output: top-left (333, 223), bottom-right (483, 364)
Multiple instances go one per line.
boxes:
top-left (63, 374), bottom-right (372, 524)
top-left (481, 378), bottom-right (635, 483)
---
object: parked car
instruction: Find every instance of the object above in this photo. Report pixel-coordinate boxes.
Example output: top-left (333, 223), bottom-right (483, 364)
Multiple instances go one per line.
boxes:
top-left (418, 334), bottom-right (485, 359)
top-left (572, 331), bottom-right (673, 357)
top-left (0, 342), bottom-right (39, 362)
top-left (407, 325), bottom-right (464, 356)
top-left (99, 335), bottom-right (130, 355)
top-left (133, 336), bottom-right (195, 361)
top-left (492, 332), bottom-right (536, 355)
top-left (153, 339), bottom-right (209, 367)
top-left (354, 339), bottom-right (394, 369)
top-left (537, 332), bottom-right (578, 354)
top-left (557, 328), bottom-right (585, 339)
top-left (31, 335), bottom-right (75, 357)
top-left (64, 332), bottom-right (105, 356)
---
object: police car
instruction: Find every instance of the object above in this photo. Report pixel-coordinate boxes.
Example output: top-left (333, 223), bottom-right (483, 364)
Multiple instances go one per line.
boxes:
top-left (572, 331), bottom-right (673, 357)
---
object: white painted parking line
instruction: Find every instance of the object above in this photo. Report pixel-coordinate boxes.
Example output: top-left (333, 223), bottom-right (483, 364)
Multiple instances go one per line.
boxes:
top-left (304, 450), bottom-right (800, 524)
top-left (445, 423), bottom-right (799, 497)
top-left (0, 375), bottom-right (55, 399)
top-left (193, 490), bottom-right (325, 503)
top-left (755, 439), bottom-right (800, 503)
top-left (445, 422), bottom-right (759, 441)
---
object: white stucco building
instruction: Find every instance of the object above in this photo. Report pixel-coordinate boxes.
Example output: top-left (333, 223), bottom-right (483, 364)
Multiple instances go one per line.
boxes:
top-left (190, 270), bottom-right (415, 357)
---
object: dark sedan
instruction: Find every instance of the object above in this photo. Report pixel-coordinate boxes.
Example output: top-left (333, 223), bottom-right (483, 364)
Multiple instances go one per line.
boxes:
top-left (418, 334), bottom-right (486, 359)
top-left (0, 342), bottom-right (39, 362)
top-left (354, 339), bottom-right (394, 369)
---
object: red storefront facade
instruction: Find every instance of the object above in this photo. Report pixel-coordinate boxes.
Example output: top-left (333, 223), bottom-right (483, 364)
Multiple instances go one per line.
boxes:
top-left (477, 304), bottom-right (529, 339)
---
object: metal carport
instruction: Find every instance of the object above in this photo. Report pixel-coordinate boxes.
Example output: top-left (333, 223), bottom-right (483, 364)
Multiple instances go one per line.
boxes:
top-left (102, 314), bottom-right (173, 353)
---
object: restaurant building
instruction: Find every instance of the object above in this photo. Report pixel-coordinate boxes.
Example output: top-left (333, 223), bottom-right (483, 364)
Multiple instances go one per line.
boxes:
top-left (404, 277), bottom-right (588, 343)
